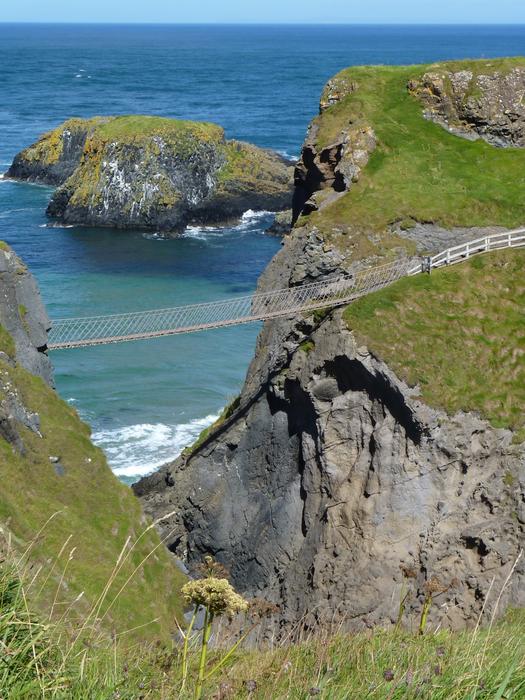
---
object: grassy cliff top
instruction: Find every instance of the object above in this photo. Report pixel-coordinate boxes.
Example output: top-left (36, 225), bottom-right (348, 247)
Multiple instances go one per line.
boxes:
top-left (93, 115), bottom-right (224, 145)
top-left (0, 315), bottom-right (185, 642)
top-left (344, 249), bottom-right (525, 441)
top-left (305, 58), bottom-right (525, 244)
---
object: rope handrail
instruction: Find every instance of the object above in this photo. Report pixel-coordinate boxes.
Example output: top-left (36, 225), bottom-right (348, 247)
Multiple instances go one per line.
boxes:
top-left (48, 227), bottom-right (525, 350)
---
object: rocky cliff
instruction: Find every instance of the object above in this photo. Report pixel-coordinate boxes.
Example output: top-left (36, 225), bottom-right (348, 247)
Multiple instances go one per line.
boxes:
top-left (135, 58), bottom-right (525, 636)
top-left (7, 116), bottom-right (293, 233)
top-left (0, 241), bottom-right (185, 640)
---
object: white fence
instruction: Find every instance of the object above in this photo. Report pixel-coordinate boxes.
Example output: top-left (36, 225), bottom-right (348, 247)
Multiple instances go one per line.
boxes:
top-left (407, 227), bottom-right (525, 275)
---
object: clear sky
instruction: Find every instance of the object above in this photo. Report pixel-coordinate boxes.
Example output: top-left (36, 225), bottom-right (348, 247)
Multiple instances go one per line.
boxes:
top-left (1, 0), bottom-right (524, 24)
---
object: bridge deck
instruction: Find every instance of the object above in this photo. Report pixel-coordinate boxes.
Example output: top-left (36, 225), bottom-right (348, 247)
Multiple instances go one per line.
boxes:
top-left (47, 228), bottom-right (525, 350)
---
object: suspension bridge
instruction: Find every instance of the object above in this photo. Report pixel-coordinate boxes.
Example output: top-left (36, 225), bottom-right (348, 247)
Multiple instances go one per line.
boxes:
top-left (47, 228), bottom-right (525, 350)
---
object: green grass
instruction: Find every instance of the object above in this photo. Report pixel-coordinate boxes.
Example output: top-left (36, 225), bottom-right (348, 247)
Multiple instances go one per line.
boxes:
top-left (298, 339), bottom-right (315, 353)
top-left (343, 249), bottom-right (525, 439)
top-left (3, 556), bottom-right (524, 699)
top-left (217, 140), bottom-right (292, 190)
top-left (94, 115), bottom-right (224, 145)
top-left (0, 327), bottom-right (186, 643)
top-left (305, 59), bottom-right (525, 254)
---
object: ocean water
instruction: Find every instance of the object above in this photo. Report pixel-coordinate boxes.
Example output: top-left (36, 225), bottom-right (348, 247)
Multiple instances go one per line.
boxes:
top-left (1, 24), bottom-right (524, 482)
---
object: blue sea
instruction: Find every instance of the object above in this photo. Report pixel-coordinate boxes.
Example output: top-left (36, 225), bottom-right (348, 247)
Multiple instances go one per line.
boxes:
top-left (1, 24), bottom-right (524, 482)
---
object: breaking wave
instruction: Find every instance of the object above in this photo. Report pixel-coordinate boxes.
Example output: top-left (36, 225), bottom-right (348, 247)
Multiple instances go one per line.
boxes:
top-left (91, 412), bottom-right (221, 480)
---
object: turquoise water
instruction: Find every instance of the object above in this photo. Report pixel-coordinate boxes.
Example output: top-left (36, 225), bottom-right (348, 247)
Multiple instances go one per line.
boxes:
top-left (1, 24), bottom-right (524, 481)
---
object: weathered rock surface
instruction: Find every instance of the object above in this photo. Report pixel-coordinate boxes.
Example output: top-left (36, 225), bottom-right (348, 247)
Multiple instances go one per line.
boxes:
top-left (0, 244), bottom-right (52, 384)
top-left (409, 63), bottom-right (525, 147)
top-left (7, 117), bottom-right (108, 186)
top-left (292, 121), bottom-right (376, 223)
top-left (7, 116), bottom-right (294, 233)
top-left (0, 242), bottom-right (52, 453)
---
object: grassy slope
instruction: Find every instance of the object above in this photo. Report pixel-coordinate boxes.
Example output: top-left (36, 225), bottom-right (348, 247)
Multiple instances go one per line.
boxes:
top-left (0, 327), bottom-right (185, 642)
top-left (4, 551), bottom-right (524, 698)
top-left (11, 601), bottom-right (525, 698)
top-left (343, 249), bottom-right (525, 441)
top-left (306, 58), bottom-right (525, 244)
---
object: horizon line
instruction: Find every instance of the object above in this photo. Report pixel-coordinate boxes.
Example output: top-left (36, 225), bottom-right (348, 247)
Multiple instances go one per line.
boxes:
top-left (1, 21), bottom-right (525, 26)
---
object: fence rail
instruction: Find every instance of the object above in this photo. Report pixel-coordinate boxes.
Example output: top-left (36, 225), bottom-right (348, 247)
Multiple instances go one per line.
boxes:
top-left (48, 227), bottom-right (525, 350)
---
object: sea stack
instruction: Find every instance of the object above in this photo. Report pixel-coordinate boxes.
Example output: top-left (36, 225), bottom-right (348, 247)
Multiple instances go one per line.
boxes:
top-left (7, 115), bottom-right (294, 233)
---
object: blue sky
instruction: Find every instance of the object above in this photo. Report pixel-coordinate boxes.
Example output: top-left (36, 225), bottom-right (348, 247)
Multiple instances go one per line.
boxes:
top-left (1, 0), bottom-right (524, 24)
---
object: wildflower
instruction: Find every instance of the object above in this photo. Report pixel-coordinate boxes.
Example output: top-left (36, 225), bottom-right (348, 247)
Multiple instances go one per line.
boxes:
top-left (309, 688), bottom-right (321, 696)
top-left (181, 577), bottom-right (248, 617)
top-left (217, 681), bottom-right (233, 699)
top-left (384, 669), bottom-right (395, 681)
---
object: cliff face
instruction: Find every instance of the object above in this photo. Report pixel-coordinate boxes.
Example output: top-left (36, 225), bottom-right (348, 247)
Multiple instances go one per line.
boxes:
top-left (7, 116), bottom-right (293, 233)
top-left (135, 58), bottom-right (525, 635)
top-left (0, 241), bottom-right (185, 640)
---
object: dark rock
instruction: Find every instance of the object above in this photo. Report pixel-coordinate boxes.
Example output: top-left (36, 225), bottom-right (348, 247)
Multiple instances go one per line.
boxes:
top-left (6, 117), bottom-right (109, 185)
top-left (292, 122), bottom-right (375, 224)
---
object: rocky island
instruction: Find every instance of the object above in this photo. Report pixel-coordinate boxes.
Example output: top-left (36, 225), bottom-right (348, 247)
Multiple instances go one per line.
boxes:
top-left (7, 115), bottom-right (294, 233)
top-left (135, 58), bottom-right (525, 636)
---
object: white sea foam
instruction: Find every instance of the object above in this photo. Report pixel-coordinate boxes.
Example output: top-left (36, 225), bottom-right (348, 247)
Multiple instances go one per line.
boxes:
top-left (240, 209), bottom-right (273, 221)
top-left (182, 224), bottom-right (227, 240)
top-left (39, 222), bottom-right (75, 229)
top-left (92, 412), bottom-right (221, 479)
top-left (276, 149), bottom-right (299, 161)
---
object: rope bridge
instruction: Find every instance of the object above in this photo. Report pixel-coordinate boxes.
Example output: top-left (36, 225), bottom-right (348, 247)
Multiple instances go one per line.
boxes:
top-left (47, 228), bottom-right (525, 350)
